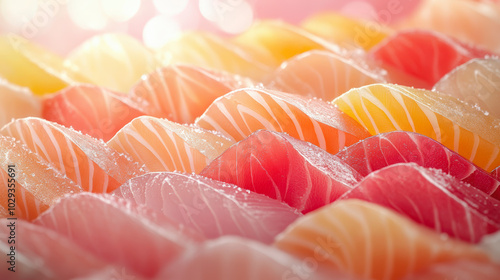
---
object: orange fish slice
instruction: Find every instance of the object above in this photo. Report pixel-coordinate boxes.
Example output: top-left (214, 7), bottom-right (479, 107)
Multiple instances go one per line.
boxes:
top-left (42, 84), bottom-right (146, 141)
top-left (267, 50), bottom-right (385, 101)
top-left (156, 31), bottom-right (274, 81)
top-left (398, 0), bottom-right (500, 52)
top-left (130, 64), bottom-right (252, 124)
top-left (0, 135), bottom-right (82, 220)
top-left (233, 20), bottom-right (339, 67)
top-left (332, 83), bottom-right (500, 172)
top-left (0, 35), bottom-right (88, 95)
top-left (434, 57), bottom-right (500, 119)
top-left (274, 199), bottom-right (494, 280)
top-left (0, 78), bottom-right (41, 128)
top-left (301, 12), bottom-right (392, 50)
top-left (0, 117), bottom-right (145, 193)
top-left (65, 33), bottom-right (159, 93)
top-left (108, 116), bottom-right (234, 173)
top-left (195, 88), bottom-right (370, 155)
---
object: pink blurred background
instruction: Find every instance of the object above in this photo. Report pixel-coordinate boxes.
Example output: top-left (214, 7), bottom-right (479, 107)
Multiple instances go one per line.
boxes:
top-left (0, 0), bottom-right (420, 55)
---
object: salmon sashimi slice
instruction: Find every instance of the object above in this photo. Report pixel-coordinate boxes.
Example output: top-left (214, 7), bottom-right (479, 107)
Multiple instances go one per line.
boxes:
top-left (332, 83), bottom-right (500, 172)
top-left (200, 130), bottom-right (363, 213)
top-left (273, 199), bottom-right (494, 280)
top-left (0, 219), bottom-right (108, 280)
top-left (403, 260), bottom-right (500, 280)
top-left (113, 172), bottom-right (301, 243)
top-left (370, 30), bottom-right (493, 87)
top-left (156, 31), bottom-right (275, 81)
top-left (398, 0), bottom-right (500, 52)
top-left (339, 163), bottom-right (500, 243)
top-left (156, 236), bottom-right (352, 280)
top-left (130, 64), bottom-right (252, 123)
top-left (0, 135), bottom-right (82, 220)
top-left (0, 117), bottom-right (146, 193)
top-left (108, 116), bottom-right (234, 173)
top-left (65, 33), bottom-right (159, 93)
top-left (196, 88), bottom-right (371, 154)
top-left (42, 84), bottom-right (146, 141)
top-left (433, 57), bottom-right (500, 119)
top-left (0, 78), bottom-right (41, 128)
top-left (267, 50), bottom-right (386, 101)
top-left (301, 12), bottom-right (392, 50)
top-left (334, 131), bottom-right (500, 198)
top-left (33, 193), bottom-right (197, 278)
top-left (232, 20), bottom-right (339, 66)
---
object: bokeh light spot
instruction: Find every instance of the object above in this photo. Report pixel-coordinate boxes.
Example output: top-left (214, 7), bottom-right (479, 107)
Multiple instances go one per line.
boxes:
top-left (101, 0), bottom-right (141, 22)
top-left (143, 15), bottom-right (181, 49)
top-left (1, 0), bottom-right (39, 28)
top-left (215, 1), bottom-right (253, 34)
top-left (67, 0), bottom-right (108, 30)
top-left (153, 0), bottom-right (189, 16)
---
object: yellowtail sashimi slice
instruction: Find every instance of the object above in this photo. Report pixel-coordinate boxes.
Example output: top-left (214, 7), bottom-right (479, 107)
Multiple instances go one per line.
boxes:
top-left (274, 199), bottom-right (494, 280)
top-left (0, 135), bottom-right (82, 220)
top-left (1, 118), bottom-right (146, 193)
top-left (108, 116), bottom-right (234, 173)
top-left (113, 172), bottom-right (301, 243)
top-left (196, 88), bottom-right (370, 155)
top-left (65, 33), bottom-right (158, 93)
top-left (434, 57), bottom-right (500, 119)
top-left (0, 79), bottom-right (41, 128)
top-left (130, 64), bottom-right (252, 123)
top-left (332, 83), bottom-right (500, 172)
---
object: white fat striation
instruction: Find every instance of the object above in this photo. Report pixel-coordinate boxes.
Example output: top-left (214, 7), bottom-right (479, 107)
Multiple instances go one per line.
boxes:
top-left (113, 172), bottom-right (301, 244)
top-left (33, 193), bottom-right (195, 278)
top-left (274, 199), bottom-right (490, 280)
top-left (403, 260), bottom-right (500, 280)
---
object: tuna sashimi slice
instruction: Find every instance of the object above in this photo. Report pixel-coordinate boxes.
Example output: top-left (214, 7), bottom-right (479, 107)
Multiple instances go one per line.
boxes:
top-left (0, 135), bottom-right (82, 220)
top-left (113, 172), bottom-right (301, 243)
top-left (334, 131), bottom-right (500, 198)
top-left (42, 84), bottom-right (146, 141)
top-left (0, 219), bottom-right (107, 280)
top-left (196, 88), bottom-right (370, 155)
top-left (200, 130), bottom-right (363, 213)
top-left (274, 199), bottom-right (494, 280)
top-left (156, 236), bottom-right (353, 280)
top-left (1, 117), bottom-right (146, 193)
top-left (108, 116), bottom-right (234, 173)
top-left (339, 163), bottom-right (500, 243)
top-left (33, 193), bottom-right (197, 278)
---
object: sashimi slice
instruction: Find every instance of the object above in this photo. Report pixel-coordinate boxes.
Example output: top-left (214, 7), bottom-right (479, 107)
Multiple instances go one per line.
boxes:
top-left (233, 20), bottom-right (338, 66)
top-left (399, 0), bottom-right (500, 52)
top-left (130, 64), bottom-right (252, 123)
top-left (200, 130), bottom-right (363, 213)
top-left (403, 260), bottom-right (500, 280)
top-left (0, 79), bottom-right (41, 128)
top-left (1, 118), bottom-right (145, 193)
top-left (334, 131), bottom-right (500, 198)
top-left (493, 167), bottom-right (500, 180)
top-left (332, 83), bottom-right (500, 172)
top-left (274, 199), bottom-right (494, 280)
top-left (157, 236), bottom-right (349, 280)
top-left (196, 88), bottom-right (370, 154)
top-left (0, 219), bottom-right (107, 280)
top-left (339, 163), bottom-right (500, 243)
top-left (42, 84), bottom-right (146, 141)
top-left (370, 30), bottom-right (493, 86)
top-left (0, 135), bottom-right (82, 220)
top-left (113, 172), bottom-right (301, 243)
top-left (34, 193), bottom-right (196, 278)
top-left (0, 35), bottom-right (89, 95)
top-left (301, 12), bottom-right (392, 50)
top-left (65, 33), bottom-right (158, 92)
top-left (267, 50), bottom-right (385, 101)
top-left (433, 58), bottom-right (500, 119)
top-left (156, 31), bottom-right (275, 81)
top-left (108, 116), bottom-right (234, 173)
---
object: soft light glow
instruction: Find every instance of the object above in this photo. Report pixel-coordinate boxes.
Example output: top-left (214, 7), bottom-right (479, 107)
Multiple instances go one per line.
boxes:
top-left (215, 1), bottom-right (253, 34)
top-left (340, 1), bottom-right (377, 20)
top-left (1, 0), bottom-right (38, 28)
top-left (101, 0), bottom-right (141, 22)
top-left (198, 0), bottom-right (218, 22)
top-left (153, 0), bottom-right (189, 16)
top-left (143, 15), bottom-right (181, 49)
top-left (67, 0), bottom-right (107, 30)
